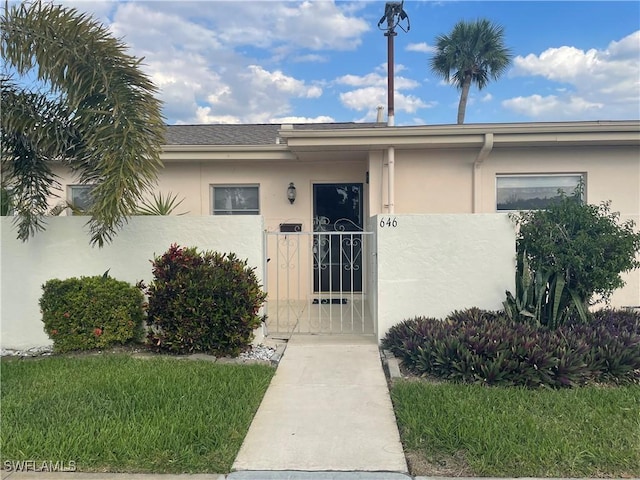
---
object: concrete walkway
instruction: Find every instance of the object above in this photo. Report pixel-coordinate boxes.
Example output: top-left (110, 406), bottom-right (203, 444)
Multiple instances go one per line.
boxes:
top-left (232, 334), bottom-right (408, 473)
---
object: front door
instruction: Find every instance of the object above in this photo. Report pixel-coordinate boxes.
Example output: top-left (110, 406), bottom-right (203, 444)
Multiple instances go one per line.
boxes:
top-left (313, 183), bottom-right (363, 292)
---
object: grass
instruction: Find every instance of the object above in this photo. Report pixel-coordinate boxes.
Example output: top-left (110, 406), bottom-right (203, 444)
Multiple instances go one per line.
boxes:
top-left (391, 380), bottom-right (640, 477)
top-left (0, 354), bottom-right (275, 473)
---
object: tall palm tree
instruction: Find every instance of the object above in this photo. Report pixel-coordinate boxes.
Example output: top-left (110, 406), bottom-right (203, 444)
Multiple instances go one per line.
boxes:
top-left (430, 18), bottom-right (512, 124)
top-left (1, 2), bottom-right (165, 246)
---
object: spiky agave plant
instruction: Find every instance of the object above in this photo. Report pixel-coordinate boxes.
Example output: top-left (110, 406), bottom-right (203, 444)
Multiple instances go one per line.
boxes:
top-left (136, 192), bottom-right (188, 216)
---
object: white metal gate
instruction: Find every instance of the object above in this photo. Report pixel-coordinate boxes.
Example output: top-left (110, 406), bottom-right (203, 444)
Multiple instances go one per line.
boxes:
top-left (264, 230), bottom-right (374, 335)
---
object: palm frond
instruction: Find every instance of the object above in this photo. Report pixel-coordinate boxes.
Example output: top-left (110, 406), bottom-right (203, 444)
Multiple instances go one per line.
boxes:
top-left (1, 2), bottom-right (165, 246)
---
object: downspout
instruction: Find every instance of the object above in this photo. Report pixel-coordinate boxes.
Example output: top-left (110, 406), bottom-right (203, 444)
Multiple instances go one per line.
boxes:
top-left (473, 133), bottom-right (494, 213)
top-left (387, 117), bottom-right (395, 213)
top-left (387, 145), bottom-right (395, 214)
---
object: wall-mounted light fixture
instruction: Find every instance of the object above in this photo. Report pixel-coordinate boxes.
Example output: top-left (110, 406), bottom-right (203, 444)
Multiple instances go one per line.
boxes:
top-left (287, 182), bottom-right (297, 204)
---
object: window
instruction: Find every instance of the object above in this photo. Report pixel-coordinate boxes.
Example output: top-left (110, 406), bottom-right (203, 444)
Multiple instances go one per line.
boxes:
top-left (68, 185), bottom-right (94, 214)
top-left (1, 187), bottom-right (15, 216)
top-left (496, 174), bottom-right (584, 211)
top-left (211, 185), bottom-right (259, 215)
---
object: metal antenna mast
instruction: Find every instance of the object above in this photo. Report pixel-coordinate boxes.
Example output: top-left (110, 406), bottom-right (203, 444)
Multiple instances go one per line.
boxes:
top-left (378, 1), bottom-right (410, 126)
top-left (377, 2), bottom-right (409, 214)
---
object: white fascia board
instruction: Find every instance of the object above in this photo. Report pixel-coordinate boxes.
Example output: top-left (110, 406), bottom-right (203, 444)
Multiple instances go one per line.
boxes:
top-left (279, 121), bottom-right (640, 150)
top-left (161, 145), bottom-right (297, 162)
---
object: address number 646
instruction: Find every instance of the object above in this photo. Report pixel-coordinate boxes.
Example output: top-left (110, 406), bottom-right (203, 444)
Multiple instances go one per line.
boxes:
top-left (379, 217), bottom-right (398, 228)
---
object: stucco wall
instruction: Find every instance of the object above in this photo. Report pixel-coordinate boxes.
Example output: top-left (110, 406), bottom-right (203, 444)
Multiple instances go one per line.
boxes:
top-left (374, 214), bottom-right (516, 341)
top-left (46, 142), bottom-right (640, 309)
top-left (479, 145), bottom-right (639, 216)
top-left (480, 145), bottom-right (640, 308)
top-left (367, 148), bottom-right (476, 215)
top-left (368, 144), bottom-right (640, 308)
top-left (367, 144), bottom-right (639, 217)
top-left (0, 216), bottom-right (264, 350)
top-left (50, 160), bottom-right (368, 228)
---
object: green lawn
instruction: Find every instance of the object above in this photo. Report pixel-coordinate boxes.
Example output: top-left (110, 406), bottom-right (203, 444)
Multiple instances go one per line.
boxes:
top-left (391, 380), bottom-right (640, 477)
top-left (0, 355), bottom-right (274, 473)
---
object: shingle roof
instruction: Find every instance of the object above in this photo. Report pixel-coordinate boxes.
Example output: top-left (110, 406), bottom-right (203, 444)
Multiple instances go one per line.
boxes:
top-left (164, 122), bottom-right (382, 146)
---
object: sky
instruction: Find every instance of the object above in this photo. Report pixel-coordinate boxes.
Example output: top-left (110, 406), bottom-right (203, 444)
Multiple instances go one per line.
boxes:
top-left (57, 0), bottom-right (640, 126)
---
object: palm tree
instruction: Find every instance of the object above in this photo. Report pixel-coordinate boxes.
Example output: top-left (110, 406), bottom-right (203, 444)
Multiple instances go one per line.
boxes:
top-left (430, 19), bottom-right (512, 124)
top-left (1, 2), bottom-right (165, 246)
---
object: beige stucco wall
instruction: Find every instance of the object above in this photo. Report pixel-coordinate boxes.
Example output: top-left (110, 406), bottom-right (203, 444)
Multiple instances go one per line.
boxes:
top-left (161, 159), bottom-right (368, 300)
top-left (366, 144), bottom-right (640, 308)
top-left (49, 158), bottom-right (368, 228)
top-left (46, 141), bottom-right (639, 309)
top-left (478, 145), bottom-right (639, 216)
top-left (484, 145), bottom-right (639, 308)
top-left (368, 149), bottom-right (476, 215)
top-left (49, 158), bottom-right (369, 304)
top-left (484, 145), bottom-right (640, 308)
top-left (367, 144), bottom-right (639, 218)
top-left (49, 143), bottom-right (639, 228)
top-left (160, 159), bottom-right (367, 229)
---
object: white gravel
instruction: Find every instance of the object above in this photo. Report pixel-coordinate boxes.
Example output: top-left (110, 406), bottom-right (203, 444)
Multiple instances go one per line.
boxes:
top-left (1, 344), bottom-right (277, 361)
top-left (1, 346), bottom-right (53, 357)
top-left (239, 344), bottom-right (276, 361)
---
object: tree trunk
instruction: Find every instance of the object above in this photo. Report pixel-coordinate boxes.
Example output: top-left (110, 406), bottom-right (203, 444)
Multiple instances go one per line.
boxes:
top-left (457, 75), bottom-right (472, 124)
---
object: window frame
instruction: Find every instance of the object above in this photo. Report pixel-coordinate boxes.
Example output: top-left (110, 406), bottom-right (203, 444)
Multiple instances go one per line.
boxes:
top-left (495, 173), bottom-right (585, 212)
top-left (1, 186), bottom-right (16, 216)
top-left (67, 184), bottom-right (94, 215)
top-left (210, 184), bottom-right (260, 215)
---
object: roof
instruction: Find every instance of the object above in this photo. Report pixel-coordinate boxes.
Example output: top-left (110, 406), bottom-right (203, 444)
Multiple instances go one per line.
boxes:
top-left (164, 122), bottom-right (381, 146)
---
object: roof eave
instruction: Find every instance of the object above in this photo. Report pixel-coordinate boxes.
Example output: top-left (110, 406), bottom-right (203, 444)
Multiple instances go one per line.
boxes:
top-left (161, 144), bottom-right (296, 161)
top-left (278, 121), bottom-right (640, 150)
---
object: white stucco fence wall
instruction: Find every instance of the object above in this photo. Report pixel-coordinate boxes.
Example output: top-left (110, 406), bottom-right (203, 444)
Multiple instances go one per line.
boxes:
top-left (1, 216), bottom-right (264, 350)
top-left (374, 214), bottom-right (516, 341)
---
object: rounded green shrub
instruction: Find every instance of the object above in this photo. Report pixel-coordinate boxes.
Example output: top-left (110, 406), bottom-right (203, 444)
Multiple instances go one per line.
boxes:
top-left (40, 275), bottom-right (144, 353)
top-left (507, 188), bottom-right (640, 328)
top-left (142, 244), bottom-right (267, 356)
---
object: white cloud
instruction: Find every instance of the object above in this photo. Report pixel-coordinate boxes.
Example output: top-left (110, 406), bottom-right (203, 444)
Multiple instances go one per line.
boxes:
top-left (270, 116), bottom-right (336, 124)
top-left (142, 55), bottom-right (232, 123)
top-left (512, 46), bottom-right (600, 83)
top-left (205, 1), bottom-right (369, 51)
top-left (206, 86), bottom-right (233, 105)
top-left (340, 87), bottom-right (427, 114)
top-left (95, 1), bottom-right (371, 124)
top-left (502, 94), bottom-right (604, 118)
top-left (396, 94), bottom-right (430, 114)
top-left (340, 87), bottom-right (386, 111)
top-left (193, 108), bottom-right (241, 125)
top-left (336, 63), bottom-right (419, 91)
top-left (507, 31), bottom-right (640, 120)
top-left (336, 61), bottom-right (428, 119)
top-left (604, 30), bottom-right (640, 60)
top-left (245, 65), bottom-right (322, 98)
top-left (481, 93), bottom-right (493, 102)
top-left (110, 3), bottom-right (222, 56)
top-left (335, 72), bottom-right (419, 90)
top-left (59, 0), bottom-right (115, 23)
top-left (406, 42), bottom-right (436, 54)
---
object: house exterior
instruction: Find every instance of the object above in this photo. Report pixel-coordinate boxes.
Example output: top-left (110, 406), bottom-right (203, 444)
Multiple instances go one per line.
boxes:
top-left (46, 120), bottom-right (640, 335)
